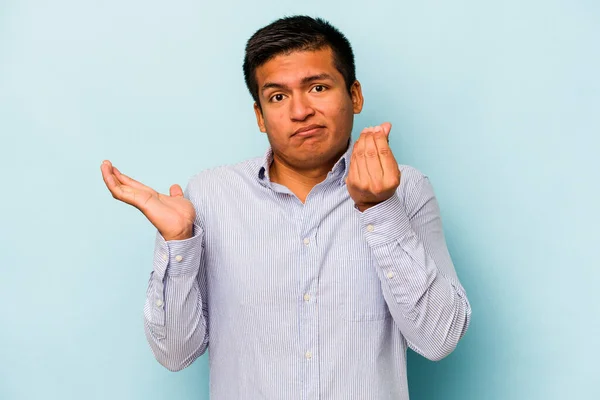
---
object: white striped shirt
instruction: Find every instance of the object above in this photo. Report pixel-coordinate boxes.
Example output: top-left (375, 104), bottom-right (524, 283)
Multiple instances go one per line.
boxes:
top-left (143, 140), bottom-right (471, 399)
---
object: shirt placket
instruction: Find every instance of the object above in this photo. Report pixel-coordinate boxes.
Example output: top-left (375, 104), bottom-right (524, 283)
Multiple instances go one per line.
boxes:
top-left (299, 189), bottom-right (321, 400)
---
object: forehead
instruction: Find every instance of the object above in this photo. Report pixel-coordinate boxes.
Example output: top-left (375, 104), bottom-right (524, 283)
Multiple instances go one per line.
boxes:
top-left (255, 47), bottom-right (341, 87)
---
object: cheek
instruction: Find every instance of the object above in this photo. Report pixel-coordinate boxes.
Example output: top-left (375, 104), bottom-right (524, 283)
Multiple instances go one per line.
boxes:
top-left (328, 102), bottom-right (353, 132)
top-left (262, 113), bottom-right (278, 133)
top-left (337, 95), bottom-right (354, 117)
top-left (263, 112), bottom-right (290, 146)
top-left (323, 94), bottom-right (352, 120)
top-left (264, 108), bottom-right (288, 128)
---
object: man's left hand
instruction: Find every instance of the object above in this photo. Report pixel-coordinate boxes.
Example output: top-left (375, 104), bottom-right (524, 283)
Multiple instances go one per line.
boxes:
top-left (346, 122), bottom-right (401, 212)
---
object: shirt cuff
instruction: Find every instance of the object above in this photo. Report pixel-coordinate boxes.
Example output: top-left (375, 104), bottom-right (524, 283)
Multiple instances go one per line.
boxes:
top-left (152, 223), bottom-right (204, 279)
top-left (356, 193), bottom-right (412, 248)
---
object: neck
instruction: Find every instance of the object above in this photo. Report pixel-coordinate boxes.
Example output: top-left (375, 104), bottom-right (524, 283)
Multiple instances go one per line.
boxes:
top-left (270, 149), bottom-right (346, 203)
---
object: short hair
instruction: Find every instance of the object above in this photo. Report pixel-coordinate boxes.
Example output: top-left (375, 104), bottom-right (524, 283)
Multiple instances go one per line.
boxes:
top-left (243, 15), bottom-right (356, 109)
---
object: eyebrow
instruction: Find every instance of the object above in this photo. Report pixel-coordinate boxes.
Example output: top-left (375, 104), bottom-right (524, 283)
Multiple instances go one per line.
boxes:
top-left (261, 73), bottom-right (335, 93)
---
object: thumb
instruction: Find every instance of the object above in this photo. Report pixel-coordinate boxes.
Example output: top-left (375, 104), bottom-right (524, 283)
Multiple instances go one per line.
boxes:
top-left (169, 184), bottom-right (184, 197)
top-left (380, 122), bottom-right (392, 136)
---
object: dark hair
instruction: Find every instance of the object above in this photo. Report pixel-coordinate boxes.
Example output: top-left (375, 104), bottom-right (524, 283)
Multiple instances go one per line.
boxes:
top-left (243, 15), bottom-right (356, 109)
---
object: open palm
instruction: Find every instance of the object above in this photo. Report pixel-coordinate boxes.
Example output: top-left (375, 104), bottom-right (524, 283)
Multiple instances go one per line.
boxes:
top-left (101, 160), bottom-right (196, 241)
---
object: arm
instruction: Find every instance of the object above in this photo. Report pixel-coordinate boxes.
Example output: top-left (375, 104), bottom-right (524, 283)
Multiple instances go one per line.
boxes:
top-left (99, 160), bottom-right (208, 371)
top-left (143, 190), bottom-right (209, 371)
top-left (359, 174), bottom-right (471, 361)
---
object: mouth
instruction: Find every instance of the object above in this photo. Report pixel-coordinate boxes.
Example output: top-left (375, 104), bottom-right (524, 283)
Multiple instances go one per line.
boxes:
top-left (293, 124), bottom-right (326, 137)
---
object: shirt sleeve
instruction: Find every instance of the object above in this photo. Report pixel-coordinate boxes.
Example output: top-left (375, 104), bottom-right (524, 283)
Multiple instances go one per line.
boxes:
top-left (358, 172), bottom-right (471, 361)
top-left (143, 185), bottom-right (209, 371)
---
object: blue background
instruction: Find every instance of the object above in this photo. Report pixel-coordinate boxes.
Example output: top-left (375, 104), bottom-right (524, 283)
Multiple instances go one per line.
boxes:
top-left (1, 1), bottom-right (598, 399)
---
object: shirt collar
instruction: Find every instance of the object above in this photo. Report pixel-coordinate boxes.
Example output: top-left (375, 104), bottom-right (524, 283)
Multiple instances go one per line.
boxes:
top-left (257, 138), bottom-right (353, 187)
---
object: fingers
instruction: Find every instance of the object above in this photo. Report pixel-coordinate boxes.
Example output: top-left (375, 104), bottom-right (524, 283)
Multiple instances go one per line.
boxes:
top-left (371, 123), bottom-right (399, 187)
top-left (353, 125), bottom-right (385, 179)
top-left (348, 123), bottom-right (398, 192)
top-left (100, 160), bottom-right (142, 206)
top-left (372, 128), bottom-right (398, 180)
top-left (112, 166), bottom-right (153, 193)
top-left (380, 122), bottom-right (392, 137)
top-left (101, 160), bottom-right (132, 204)
top-left (348, 142), bottom-right (361, 184)
top-left (364, 127), bottom-right (383, 181)
top-left (356, 127), bottom-right (371, 183)
top-left (101, 160), bottom-right (184, 213)
top-left (100, 160), bottom-right (121, 192)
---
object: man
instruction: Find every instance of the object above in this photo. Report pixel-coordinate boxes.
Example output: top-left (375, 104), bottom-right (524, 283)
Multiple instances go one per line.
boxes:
top-left (101, 15), bottom-right (471, 399)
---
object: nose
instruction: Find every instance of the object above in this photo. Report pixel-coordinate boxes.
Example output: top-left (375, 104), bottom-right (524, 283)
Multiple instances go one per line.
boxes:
top-left (289, 93), bottom-right (315, 122)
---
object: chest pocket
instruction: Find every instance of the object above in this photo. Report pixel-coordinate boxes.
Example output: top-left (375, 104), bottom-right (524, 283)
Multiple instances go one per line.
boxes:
top-left (335, 258), bottom-right (391, 322)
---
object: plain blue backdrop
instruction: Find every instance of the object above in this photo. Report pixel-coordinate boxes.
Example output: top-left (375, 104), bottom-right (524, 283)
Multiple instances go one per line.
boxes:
top-left (1, 0), bottom-right (598, 399)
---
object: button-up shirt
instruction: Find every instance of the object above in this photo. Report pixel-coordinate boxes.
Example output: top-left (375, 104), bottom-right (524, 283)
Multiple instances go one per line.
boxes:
top-left (143, 140), bottom-right (471, 399)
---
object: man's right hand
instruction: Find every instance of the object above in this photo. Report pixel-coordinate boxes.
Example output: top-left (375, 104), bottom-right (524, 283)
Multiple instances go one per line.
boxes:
top-left (100, 160), bottom-right (196, 241)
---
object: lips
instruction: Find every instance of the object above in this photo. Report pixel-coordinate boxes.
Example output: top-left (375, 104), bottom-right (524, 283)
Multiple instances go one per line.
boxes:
top-left (293, 124), bottom-right (325, 136)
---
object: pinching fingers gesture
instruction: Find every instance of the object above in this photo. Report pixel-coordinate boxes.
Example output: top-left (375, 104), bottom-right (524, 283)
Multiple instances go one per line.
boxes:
top-left (346, 122), bottom-right (401, 211)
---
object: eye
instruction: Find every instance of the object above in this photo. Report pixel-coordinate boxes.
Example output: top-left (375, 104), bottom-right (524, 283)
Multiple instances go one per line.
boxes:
top-left (311, 85), bottom-right (327, 93)
top-left (270, 93), bottom-right (286, 103)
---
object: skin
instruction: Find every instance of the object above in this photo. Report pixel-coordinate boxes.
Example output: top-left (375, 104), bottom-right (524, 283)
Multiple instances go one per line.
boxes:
top-left (253, 46), bottom-right (401, 209)
top-left (100, 46), bottom-right (401, 240)
top-left (100, 161), bottom-right (195, 241)
top-left (347, 122), bottom-right (401, 211)
top-left (253, 47), bottom-right (362, 202)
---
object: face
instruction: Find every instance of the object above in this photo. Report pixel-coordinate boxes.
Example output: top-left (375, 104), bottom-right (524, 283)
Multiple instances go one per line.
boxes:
top-left (253, 47), bottom-right (364, 171)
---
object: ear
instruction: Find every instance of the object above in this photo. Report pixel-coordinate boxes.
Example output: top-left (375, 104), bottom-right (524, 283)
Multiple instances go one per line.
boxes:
top-left (350, 80), bottom-right (364, 114)
top-left (253, 102), bottom-right (267, 133)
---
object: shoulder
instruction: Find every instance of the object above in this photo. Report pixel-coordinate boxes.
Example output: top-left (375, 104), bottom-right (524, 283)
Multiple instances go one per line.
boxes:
top-left (398, 164), bottom-right (429, 193)
top-left (186, 156), bottom-right (263, 193)
top-left (399, 164), bottom-right (427, 182)
top-left (182, 157), bottom-right (263, 222)
top-left (397, 164), bottom-right (437, 212)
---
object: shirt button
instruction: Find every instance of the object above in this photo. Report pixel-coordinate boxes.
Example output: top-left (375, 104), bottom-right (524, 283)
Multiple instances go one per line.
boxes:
top-left (367, 224), bottom-right (374, 232)
top-left (161, 254), bottom-right (167, 261)
top-left (387, 271), bottom-right (395, 279)
top-left (305, 351), bottom-right (312, 360)
top-left (175, 255), bottom-right (183, 262)
top-left (303, 294), bottom-right (311, 302)
top-left (155, 299), bottom-right (164, 307)
top-left (303, 238), bottom-right (310, 245)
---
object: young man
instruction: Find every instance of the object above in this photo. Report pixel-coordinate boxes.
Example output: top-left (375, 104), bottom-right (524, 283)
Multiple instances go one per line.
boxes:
top-left (101, 15), bottom-right (471, 399)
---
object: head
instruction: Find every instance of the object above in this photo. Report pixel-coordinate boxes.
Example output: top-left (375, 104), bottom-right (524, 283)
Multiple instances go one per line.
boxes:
top-left (243, 15), bottom-right (364, 172)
